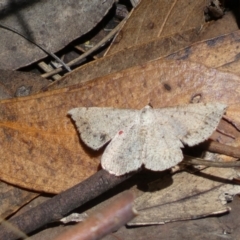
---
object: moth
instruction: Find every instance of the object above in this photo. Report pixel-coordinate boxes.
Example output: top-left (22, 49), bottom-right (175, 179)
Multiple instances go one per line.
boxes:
top-left (68, 103), bottom-right (226, 176)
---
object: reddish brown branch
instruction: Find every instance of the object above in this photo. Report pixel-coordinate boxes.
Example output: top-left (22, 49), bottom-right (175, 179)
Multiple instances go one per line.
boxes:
top-left (53, 191), bottom-right (137, 240)
top-left (203, 140), bottom-right (240, 158)
top-left (0, 170), bottom-right (133, 240)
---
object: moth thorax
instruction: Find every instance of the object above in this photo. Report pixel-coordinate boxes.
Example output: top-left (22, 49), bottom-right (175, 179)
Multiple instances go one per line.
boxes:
top-left (141, 108), bottom-right (154, 124)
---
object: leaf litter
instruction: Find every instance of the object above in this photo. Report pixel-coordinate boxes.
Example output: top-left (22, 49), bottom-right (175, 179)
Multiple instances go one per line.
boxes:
top-left (0, 0), bottom-right (115, 69)
top-left (2, 0), bottom-right (240, 238)
top-left (0, 58), bottom-right (240, 239)
top-left (47, 20), bottom-right (240, 90)
top-left (128, 166), bottom-right (240, 226)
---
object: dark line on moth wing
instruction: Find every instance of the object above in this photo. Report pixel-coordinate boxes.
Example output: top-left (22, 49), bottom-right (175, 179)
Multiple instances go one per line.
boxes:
top-left (99, 133), bottom-right (108, 141)
top-left (127, 147), bottom-right (132, 153)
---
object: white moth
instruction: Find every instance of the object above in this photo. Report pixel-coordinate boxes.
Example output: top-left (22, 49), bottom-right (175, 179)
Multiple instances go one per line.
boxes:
top-left (68, 103), bottom-right (226, 176)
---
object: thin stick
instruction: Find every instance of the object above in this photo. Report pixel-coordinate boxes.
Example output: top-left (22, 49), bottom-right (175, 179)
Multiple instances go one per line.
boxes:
top-left (37, 61), bottom-right (61, 80)
top-left (203, 140), bottom-right (240, 158)
top-left (184, 155), bottom-right (240, 168)
top-left (53, 191), bottom-right (137, 240)
top-left (0, 170), bottom-right (133, 240)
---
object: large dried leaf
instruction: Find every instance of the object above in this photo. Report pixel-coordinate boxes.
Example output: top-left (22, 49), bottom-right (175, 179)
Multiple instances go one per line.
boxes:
top-left (108, 0), bottom-right (206, 53)
top-left (0, 0), bottom-right (115, 69)
top-left (198, 11), bottom-right (238, 40)
top-left (107, 0), bottom-right (238, 54)
top-left (0, 59), bottom-right (240, 193)
top-left (46, 27), bottom-right (203, 90)
top-left (0, 70), bottom-right (49, 219)
top-left (46, 28), bottom-right (240, 91)
top-left (102, 202), bottom-right (240, 240)
top-left (129, 167), bottom-right (240, 225)
top-left (167, 30), bottom-right (240, 76)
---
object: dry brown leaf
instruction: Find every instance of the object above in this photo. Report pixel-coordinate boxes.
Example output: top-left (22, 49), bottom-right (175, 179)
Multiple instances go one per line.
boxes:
top-left (128, 167), bottom-right (239, 225)
top-left (167, 30), bottom-right (240, 76)
top-left (0, 59), bottom-right (240, 193)
top-left (0, 0), bottom-right (115, 69)
top-left (102, 204), bottom-right (239, 240)
top-left (198, 11), bottom-right (238, 40)
top-left (46, 27), bottom-right (203, 90)
top-left (0, 70), bottom-right (49, 219)
top-left (107, 0), bottom-right (238, 54)
top-left (46, 26), bottom-right (240, 91)
top-left (218, 196), bottom-right (240, 239)
top-left (108, 0), bottom-right (207, 53)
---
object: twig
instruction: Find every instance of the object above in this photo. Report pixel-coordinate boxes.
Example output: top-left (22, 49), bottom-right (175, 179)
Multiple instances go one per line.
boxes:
top-left (184, 140), bottom-right (240, 167)
top-left (183, 155), bottom-right (240, 168)
top-left (41, 18), bottom-right (128, 78)
top-left (202, 140), bottom-right (240, 158)
top-left (0, 170), bottom-right (133, 240)
top-left (53, 191), bottom-right (137, 240)
top-left (37, 61), bottom-right (61, 80)
top-left (0, 23), bottom-right (71, 72)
